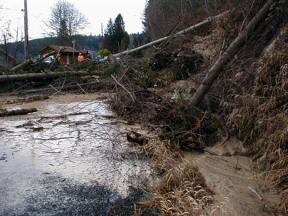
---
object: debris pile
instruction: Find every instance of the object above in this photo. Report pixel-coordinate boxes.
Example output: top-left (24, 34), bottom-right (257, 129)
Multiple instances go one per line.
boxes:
top-left (108, 0), bottom-right (288, 214)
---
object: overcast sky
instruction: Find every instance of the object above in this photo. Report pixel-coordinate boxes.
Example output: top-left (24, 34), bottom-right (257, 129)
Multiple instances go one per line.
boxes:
top-left (0, 0), bottom-right (147, 40)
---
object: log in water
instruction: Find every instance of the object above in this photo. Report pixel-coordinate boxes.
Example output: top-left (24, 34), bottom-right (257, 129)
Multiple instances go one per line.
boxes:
top-left (0, 108), bottom-right (37, 117)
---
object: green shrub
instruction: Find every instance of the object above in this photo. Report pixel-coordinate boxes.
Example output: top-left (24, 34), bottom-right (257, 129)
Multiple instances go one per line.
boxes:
top-left (97, 49), bottom-right (111, 57)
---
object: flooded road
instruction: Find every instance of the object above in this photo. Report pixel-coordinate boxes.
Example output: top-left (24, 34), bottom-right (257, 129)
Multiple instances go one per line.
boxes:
top-left (0, 94), bottom-right (151, 215)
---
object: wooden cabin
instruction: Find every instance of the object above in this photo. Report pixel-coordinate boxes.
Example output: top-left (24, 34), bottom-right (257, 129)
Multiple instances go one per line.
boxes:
top-left (38, 45), bottom-right (91, 65)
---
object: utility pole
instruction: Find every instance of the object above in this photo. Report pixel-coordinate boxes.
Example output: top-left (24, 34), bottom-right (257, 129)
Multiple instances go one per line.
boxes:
top-left (72, 39), bottom-right (75, 63)
top-left (101, 23), bottom-right (104, 58)
top-left (24, 0), bottom-right (29, 57)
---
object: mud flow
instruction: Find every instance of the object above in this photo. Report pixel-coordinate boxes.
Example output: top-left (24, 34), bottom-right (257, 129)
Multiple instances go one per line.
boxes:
top-left (0, 94), bottom-right (151, 216)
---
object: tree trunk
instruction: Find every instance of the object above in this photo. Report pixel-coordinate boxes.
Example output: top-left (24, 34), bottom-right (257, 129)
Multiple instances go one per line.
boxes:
top-left (10, 48), bottom-right (65, 72)
top-left (0, 71), bottom-right (102, 83)
top-left (190, 0), bottom-right (275, 107)
top-left (112, 10), bottom-right (230, 58)
top-left (10, 58), bottom-right (33, 72)
top-left (0, 108), bottom-right (37, 117)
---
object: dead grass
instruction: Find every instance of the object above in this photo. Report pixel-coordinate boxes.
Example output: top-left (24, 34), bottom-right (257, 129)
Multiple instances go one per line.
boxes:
top-left (228, 26), bottom-right (288, 213)
top-left (142, 139), bottom-right (213, 215)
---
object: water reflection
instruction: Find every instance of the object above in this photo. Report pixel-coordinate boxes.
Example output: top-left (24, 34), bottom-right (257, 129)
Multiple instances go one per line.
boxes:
top-left (0, 95), bottom-right (151, 215)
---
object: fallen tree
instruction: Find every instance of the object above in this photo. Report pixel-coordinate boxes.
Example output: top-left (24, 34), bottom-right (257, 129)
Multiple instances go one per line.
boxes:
top-left (10, 58), bottom-right (33, 72)
top-left (105, 10), bottom-right (230, 59)
top-left (0, 71), bottom-right (103, 83)
top-left (0, 108), bottom-right (37, 117)
top-left (190, 0), bottom-right (276, 107)
top-left (10, 48), bottom-right (65, 72)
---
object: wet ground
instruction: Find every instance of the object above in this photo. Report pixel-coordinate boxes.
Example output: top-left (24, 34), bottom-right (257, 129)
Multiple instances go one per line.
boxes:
top-left (0, 94), bottom-right (153, 216)
top-left (193, 139), bottom-right (279, 216)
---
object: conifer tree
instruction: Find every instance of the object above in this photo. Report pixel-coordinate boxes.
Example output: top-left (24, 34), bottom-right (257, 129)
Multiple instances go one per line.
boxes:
top-left (103, 18), bottom-right (114, 52)
top-left (103, 14), bottom-right (130, 53)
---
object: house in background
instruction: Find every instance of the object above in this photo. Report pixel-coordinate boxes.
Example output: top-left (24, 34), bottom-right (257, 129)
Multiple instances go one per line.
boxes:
top-left (38, 45), bottom-right (91, 65)
top-left (0, 49), bottom-right (14, 66)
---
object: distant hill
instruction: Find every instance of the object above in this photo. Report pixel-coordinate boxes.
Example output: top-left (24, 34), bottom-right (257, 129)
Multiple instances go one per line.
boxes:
top-left (0, 33), bottom-right (147, 60)
top-left (0, 35), bottom-right (103, 59)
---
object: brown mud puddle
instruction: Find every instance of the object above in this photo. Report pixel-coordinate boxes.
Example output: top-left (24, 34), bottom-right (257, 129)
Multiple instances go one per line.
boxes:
top-left (185, 138), bottom-right (279, 216)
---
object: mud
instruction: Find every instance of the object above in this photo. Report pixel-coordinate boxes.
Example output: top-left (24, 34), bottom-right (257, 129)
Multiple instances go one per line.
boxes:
top-left (0, 93), bottom-right (154, 216)
top-left (186, 138), bottom-right (279, 216)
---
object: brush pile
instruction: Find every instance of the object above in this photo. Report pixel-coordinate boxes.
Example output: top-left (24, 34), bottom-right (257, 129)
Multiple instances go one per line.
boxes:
top-left (109, 0), bottom-right (288, 214)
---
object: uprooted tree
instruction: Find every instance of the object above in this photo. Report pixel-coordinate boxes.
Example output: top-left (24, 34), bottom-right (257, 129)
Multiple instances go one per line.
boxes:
top-left (190, 0), bottom-right (276, 107)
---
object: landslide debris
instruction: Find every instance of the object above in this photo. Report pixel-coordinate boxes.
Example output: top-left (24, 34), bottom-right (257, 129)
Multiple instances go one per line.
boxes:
top-left (108, 0), bottom-right (288, 215)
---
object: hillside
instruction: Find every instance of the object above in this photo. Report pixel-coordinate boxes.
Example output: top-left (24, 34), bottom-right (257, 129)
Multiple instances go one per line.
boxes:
top-left (108, 0), bottom-right (288, 214)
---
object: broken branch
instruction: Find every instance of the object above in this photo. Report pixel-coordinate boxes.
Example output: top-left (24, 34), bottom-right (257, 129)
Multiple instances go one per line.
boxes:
top-left (111, 75), bottom-right (136, 103)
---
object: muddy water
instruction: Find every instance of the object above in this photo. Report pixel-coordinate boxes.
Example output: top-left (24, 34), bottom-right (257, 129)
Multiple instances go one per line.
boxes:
top-left (0, 94), bottom-right (151, 216)
top-left (192, 139), bottom-right (279, 216)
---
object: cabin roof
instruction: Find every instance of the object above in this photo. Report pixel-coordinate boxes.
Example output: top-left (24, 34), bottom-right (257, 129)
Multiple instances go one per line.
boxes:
top-left (38, 45), bottom-right (82, 54)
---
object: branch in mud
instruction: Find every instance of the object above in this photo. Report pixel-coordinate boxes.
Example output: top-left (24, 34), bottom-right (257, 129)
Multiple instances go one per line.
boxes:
top-left (53, 120), bottom-right (92, 127)
top-left (35, 137), bottom-right (75, 141)
top-left (127, 131), bottom-right (149, 145)
top-left (0, 108), bottom-right (37, 117)
top-left (2, 95), bottom-right (50, 105)
top-left (248, 186), bottom-right (275, 215)
top-left (37, 112), bottom-right (90, 121)
top-left (111, 75), bottom-right (136, 103)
